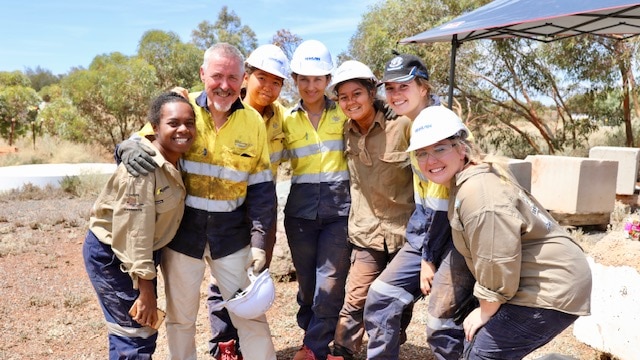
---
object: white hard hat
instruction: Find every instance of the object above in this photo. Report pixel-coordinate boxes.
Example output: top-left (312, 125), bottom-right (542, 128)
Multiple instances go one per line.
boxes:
top-left (406, 106), bottom-right (468, 152)
top-left (290, 40), bottom-right (333, 76)
top-left (225, 268), bottom-right (276, 319)
top-left (246, 44), bottom-right (289, 80)
top-left (327, 60), bottom-right (377, 95)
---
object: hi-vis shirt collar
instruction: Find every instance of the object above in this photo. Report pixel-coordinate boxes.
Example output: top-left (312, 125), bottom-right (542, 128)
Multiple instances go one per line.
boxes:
top-left (291, 96), bottom-right (336, 114)
top-left (195, 91), bottom-right (244, 115)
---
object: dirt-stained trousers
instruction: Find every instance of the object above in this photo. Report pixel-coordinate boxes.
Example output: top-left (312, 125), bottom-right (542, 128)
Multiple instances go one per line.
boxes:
top-left (83, 231), bottom-right (160, 360)
top-left (285, 215), bottom-right (351, 360)
top-left (205, 206), bottom-right (278, 357)
top-left (332, 246), bottom-right (398, 357)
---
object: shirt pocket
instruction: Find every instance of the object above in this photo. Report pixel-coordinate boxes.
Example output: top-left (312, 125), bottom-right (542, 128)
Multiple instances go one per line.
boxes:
top-left (155, 183), bottom-right (182, 214)
top-left (324, 122), bottom-right (344, 136)
top-left (223, 145), bottom-right (257, 172)
top-left (379, 151), bottom-right (411, 186)
top-left (270, 131), bottom-right (285, 151)
top-left (284, 130), bottom-right (308, 150)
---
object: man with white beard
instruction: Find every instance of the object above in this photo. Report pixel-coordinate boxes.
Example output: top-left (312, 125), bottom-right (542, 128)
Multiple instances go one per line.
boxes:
top-left (117, 42), bottom-right (277, 360)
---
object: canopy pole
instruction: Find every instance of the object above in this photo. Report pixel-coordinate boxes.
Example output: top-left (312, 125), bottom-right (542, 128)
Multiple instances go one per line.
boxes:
top-left (447, 35), bottom-right (459, 109)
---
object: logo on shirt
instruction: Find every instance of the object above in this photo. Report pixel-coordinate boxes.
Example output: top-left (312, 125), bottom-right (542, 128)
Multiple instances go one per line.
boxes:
top-left (124, 194), bottom-right (143, 211)
top-left (235, 140), bottom-right (249, 149)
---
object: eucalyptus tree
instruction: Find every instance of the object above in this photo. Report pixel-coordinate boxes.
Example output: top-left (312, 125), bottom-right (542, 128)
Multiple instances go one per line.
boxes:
top-left (24, 66), bottom-right (61, 92)
top-left (544, 36), bottom-right (640, 147)
top-left (191, 6), bottom-right (257, 56)
top-left (61, 53), bottom-right (158, 149)
top-left (38, 84), bottom-right (89, 143)
top-left (138, 30), bottom-right (202, 91)
top-left (0, 71), bottom-right (41, 146)
top-left (458, 39), bottom-right (599, 155)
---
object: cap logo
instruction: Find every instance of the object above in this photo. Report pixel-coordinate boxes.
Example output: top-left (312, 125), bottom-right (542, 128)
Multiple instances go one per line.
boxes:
top-left (386, 56), bottom-right (404, 71)
top-left (305, 56), bottom-right (321, 61)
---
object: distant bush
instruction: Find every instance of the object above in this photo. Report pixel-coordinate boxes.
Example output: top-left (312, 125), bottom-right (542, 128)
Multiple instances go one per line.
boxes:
top-left (0, 135), bottom-right (112, 167)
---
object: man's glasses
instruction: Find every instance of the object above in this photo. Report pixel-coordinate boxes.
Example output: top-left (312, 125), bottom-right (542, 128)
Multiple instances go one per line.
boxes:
top-left (415, 143), bottom-right (457, 163)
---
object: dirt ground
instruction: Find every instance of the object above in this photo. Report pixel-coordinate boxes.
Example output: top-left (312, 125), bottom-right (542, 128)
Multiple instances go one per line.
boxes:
top-left (0, 188), bottom-right (631, 360)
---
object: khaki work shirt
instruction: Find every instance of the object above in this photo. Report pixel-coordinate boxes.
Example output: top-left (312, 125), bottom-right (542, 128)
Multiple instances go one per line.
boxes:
top-left (90, 138), bottom-right (186, 288)
top-left (449, 161), bottom-right (591, 315)
top-left (344, 111), bottom-right (414, 253)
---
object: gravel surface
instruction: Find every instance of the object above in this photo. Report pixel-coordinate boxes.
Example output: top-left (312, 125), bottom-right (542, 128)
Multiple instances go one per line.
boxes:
top-left (0, 191), bottom-right (615, 359)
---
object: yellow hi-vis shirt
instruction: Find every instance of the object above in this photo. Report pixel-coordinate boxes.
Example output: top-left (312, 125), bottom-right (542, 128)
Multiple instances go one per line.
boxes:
top-left (283, 97), bottom-right (350, 220)
top-left (138, 94), bottom-right (275, 259)
top-left (262, 100), bottom-right (287, 177)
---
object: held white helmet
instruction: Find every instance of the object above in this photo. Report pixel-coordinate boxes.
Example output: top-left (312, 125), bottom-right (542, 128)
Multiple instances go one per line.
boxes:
top-left (290, 39), bottom-right (334, 76)
top-left (225, 268), bottom-right (276, 319)
top-left (406, 106), bottom-right (468, 152)
top-left (327, 60), bottom-right (378, 95)
top-left (246, 44), bottom-right (289, 80)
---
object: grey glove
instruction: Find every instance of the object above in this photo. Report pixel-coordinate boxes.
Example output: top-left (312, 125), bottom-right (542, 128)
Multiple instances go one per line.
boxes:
top-left (117, 139), bottom-right (157, 177)
top-left (375, 99), bottom-right (398, 121)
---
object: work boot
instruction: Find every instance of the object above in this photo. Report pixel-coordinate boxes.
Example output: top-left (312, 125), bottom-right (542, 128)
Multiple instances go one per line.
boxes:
top-left (292, 345), bottom-right (317, 360)
top-left (215, 339), bottom-right (243, 360)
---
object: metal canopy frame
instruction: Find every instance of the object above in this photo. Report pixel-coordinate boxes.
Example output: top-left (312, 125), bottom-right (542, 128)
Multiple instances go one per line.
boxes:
top-left (399, 0), bottom-right (640, 107)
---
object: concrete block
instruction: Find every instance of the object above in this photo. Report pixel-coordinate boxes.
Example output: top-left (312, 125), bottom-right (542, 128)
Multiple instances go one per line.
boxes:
top-left (589, 146), bottom-right (640, 195)
top-left (506, 158), bottom-right (532, 192)
top-left (524, 155), bottom-right (617, 214)
top-left (573, 257), bottom-right (640, 359)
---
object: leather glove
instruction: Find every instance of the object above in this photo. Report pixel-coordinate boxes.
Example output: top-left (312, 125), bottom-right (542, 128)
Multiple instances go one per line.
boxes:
top-left (116, 139), bottom-right (157, 177)
top-left (249, 247), bottom-right (267, 274)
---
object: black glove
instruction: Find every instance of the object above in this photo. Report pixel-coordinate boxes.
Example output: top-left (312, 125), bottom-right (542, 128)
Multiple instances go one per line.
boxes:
top-left (116, 139), bottom-right (157, 177)
top-left (453, 293), bottom-right (479, 325)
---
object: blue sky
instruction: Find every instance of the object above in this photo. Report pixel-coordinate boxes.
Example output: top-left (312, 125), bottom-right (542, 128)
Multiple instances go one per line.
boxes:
top-left (0, 0), bottom-right (379, 75)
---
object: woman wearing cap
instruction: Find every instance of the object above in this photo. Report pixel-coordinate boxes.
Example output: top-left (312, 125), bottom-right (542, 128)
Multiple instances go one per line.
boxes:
top-left (407, 106), bottom-right (592, 359)
top-left (205, 43), bottom-right (290, 359)
top-left (283, 39), bottom-right (351, 360)
top-left (363, 54), bottom-right (475, 360)
top-left (323, 61), bottom-right (414, 360)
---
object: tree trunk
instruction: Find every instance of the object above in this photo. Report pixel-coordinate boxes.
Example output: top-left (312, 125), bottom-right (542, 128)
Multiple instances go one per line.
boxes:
top-left (623, 69), bottom-right (634, 147)
top-left (9, 118), bottom-right (15, 146)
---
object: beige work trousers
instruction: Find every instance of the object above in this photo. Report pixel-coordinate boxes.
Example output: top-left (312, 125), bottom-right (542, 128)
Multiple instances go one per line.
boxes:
top-left (161, 245), bottom-right (276, 360)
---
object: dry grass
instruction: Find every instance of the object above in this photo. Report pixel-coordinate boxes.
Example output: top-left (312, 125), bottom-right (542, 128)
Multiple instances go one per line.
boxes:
top-left (0, 136), bottom-right (112, 167)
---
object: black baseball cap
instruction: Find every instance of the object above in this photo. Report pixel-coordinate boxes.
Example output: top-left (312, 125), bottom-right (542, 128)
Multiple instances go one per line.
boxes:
top-left (381, 54), bottom-right (429, 83)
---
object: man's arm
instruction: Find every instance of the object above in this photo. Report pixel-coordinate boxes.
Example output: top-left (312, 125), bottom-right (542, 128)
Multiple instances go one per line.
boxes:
top-left (115, 124), bottom-right (157, 176)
